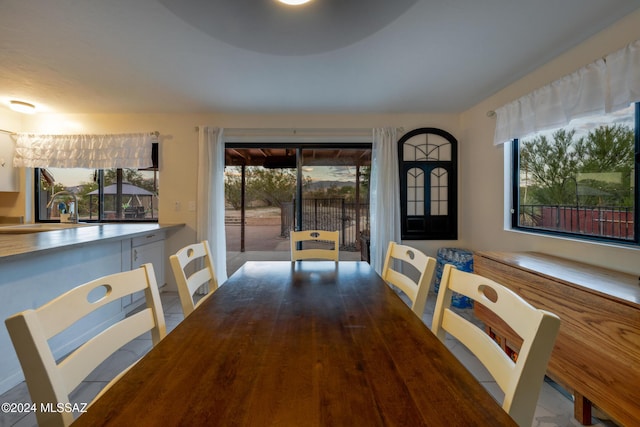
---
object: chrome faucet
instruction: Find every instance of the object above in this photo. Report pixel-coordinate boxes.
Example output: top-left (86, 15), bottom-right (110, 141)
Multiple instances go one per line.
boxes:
top-left (46, 191), bottom-right (78, 223)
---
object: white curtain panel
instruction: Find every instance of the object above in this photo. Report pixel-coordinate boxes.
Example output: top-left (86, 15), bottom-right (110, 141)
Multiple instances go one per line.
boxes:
top-left (196, 126), bottom-right (228, 285)
top-left (13, 133), bottom-right (153, 168)
top-left (370, 127), bottom-right (402, 275)
top-left (494, 38), bottom-right (640, 145)
top-left (606, 38), bottom-right (640, 113)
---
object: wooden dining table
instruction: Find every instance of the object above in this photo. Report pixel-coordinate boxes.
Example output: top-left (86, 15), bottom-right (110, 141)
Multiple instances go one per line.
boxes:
top-left (72, 261), bottom-right (516, 426)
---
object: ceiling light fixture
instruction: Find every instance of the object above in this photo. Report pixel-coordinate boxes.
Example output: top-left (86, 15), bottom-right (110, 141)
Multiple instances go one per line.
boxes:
top-left (9, 100), bottom-right (36, 114)
top-left (277, 0), bottom-right (313, 5)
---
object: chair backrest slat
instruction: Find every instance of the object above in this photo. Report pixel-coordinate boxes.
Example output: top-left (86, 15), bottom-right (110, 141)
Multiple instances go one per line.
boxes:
top-left (37, 267), bottom-right (152, 338)
top-left (59, 309), bottom-right (156, 393)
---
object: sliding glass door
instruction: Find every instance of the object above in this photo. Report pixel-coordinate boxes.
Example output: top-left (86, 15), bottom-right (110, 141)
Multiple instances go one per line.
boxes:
top-left (224, 143), bottom-right (371, 272)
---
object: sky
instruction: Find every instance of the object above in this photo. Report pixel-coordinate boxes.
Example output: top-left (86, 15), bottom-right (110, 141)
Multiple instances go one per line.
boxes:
top-left (303, 165), bottom-right (359, 183)
top-left (523, 104), bottom-right (635, 141)
top-left (48, 168), bottom-right (157, 187)
top-left (48, 168), bottom-right (94, 187)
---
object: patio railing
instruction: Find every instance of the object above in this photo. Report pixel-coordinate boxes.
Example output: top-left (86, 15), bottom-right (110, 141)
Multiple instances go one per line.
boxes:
top-left (281, 198), bottom-right (370, 251)
top-left (519, 204), bottom-right (634, 240)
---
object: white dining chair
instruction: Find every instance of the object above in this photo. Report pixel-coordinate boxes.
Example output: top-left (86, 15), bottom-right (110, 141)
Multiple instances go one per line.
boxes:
top-left (381, 241), bottom-right (436, 317)
top-left (4, 264), bottom-right (166, 427)
top-left (290, 230), bottom-right (339, 261)
top-left (431, 264), bottom-right (561, 427)
top-left (170, 240), bottom-right (218, 317)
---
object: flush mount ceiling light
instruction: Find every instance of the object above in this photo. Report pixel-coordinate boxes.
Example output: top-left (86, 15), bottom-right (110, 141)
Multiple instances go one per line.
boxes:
top-left (160, 0), bottom-right (419, 55)
top-left (277, 0), bottom-right (312, 5)
top-left (9, 100), bottom-right (36, 114)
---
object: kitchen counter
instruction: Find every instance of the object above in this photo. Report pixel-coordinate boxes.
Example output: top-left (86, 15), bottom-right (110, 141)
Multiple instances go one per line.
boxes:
top-left (0, 223), bottom-right (183, 261)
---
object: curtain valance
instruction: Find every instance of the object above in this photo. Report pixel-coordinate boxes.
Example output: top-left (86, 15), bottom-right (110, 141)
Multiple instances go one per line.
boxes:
top-left (13, 133), bottom-right (154, 169)
top-left (494, 38), bottom-right (640, 145)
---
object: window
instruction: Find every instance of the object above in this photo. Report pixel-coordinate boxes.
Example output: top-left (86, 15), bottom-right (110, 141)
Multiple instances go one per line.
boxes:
top-left (35, 167), bottom-right (159, 222)
top-left (512, 103), bottom-right (639, 244)
top-left (398, 128), bottom-right (458, 240)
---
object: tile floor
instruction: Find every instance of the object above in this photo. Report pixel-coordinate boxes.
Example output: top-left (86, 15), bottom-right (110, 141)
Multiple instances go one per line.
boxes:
top-left (1, 289), bottom-right (619, 427)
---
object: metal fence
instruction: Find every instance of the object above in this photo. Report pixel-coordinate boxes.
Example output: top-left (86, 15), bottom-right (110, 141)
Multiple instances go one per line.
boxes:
top-left (519, 204), bottom-right (634, 240)
top-left (281, 198), bottom-right (370, 251)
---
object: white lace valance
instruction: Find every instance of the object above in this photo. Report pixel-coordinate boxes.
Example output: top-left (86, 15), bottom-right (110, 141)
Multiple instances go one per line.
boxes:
top-left (494, 38), bottom-right (640, 145)
top-left (13, 133), bottom-right (154, 169)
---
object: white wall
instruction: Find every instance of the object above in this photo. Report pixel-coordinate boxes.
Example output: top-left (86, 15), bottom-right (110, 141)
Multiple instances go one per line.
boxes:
top-left (459, 9), bottom-right (640, 275)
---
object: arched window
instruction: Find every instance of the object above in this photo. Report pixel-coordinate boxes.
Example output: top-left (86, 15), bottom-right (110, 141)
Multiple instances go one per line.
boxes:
top-left (398, 128), bottom-right (457, 240)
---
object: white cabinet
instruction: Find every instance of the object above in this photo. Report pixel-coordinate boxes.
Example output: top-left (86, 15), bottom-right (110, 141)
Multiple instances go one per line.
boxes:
top-left (123, 231), bottom-right (166, 312)
top-left (0, 133), bottom-right (19, 192)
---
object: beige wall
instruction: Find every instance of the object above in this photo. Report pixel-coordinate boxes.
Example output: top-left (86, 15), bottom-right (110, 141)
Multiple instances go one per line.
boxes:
top-left (1, 8), bottom-right (639, 277)
top-left (0, 110), bottom-right (27, 219)
top-left (459, 9), bottom-right (640, 274)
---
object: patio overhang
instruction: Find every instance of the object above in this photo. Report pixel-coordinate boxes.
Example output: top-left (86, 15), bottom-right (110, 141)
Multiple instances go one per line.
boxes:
top-left (225, 146), bottom-right (372, 168)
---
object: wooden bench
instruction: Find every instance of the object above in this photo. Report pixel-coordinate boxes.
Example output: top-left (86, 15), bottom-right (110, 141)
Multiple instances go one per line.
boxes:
top-left (473, 251), bottom-right (639, 426)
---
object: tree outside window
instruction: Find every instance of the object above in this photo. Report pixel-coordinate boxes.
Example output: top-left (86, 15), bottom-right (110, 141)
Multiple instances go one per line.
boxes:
top-left (515, 103), bottom-right (637, 242)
